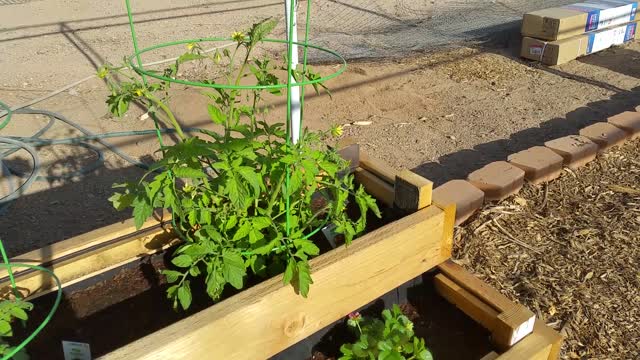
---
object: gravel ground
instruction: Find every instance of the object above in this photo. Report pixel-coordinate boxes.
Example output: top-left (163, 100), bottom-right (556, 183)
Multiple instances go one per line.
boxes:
top-left (455, 139), bottom-right (640, 360)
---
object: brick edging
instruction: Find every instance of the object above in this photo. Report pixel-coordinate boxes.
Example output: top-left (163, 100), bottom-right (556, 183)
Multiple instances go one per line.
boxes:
top-left (432, 109), bottom-right (640, 226)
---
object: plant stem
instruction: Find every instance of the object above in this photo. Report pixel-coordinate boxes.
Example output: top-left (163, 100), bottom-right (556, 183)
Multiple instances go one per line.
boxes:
top-left (267, 170), bottom-right (287, 212)
top-left (145, 93), bottom-right (186, 140)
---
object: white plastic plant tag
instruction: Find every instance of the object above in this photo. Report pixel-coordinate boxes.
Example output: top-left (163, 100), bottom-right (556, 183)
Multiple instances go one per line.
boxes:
top-left (62, 341), bottom-right (92, 360)
top-left (322, 223), bottom-right (338, 248)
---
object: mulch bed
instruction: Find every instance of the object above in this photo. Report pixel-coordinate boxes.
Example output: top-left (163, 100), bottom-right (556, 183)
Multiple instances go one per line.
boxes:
top-left (454, 139), bottom-right (640, 359)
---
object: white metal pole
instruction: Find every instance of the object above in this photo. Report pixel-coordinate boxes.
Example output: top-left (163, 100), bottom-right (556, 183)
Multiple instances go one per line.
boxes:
top-left (285, 0), bottom-right (301, 144)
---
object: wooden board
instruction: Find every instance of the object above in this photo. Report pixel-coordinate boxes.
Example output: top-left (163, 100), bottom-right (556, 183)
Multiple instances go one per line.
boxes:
top-left (438, 260), bottom-right (518, 312)
top-left (436, 261), bottom-right (536, 349)
top-left (101, 205), bottom-right (450, 360)
top-left (394, 170), bottom-right (433, 211)
top-left (354, 168), bottom-right (394, 207)
top-left (498, 320), bottom-right (562, 360)
top-left (359, 152), bottom-right (397, 184)
top-left (0, 214), bottom-right (174, 299)
top-left (434, 274), bottom-right (499, 330)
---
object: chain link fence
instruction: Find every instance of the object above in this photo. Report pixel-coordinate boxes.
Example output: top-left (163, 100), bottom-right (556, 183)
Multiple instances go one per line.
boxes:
top-left (303, 0), bottom-right (578, 60)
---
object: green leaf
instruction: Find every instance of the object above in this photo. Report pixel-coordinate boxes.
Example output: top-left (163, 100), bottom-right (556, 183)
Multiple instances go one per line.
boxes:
top-left (286, 170), bottom-right (303, 196)
top-left (117, 97), bottom-right (129, 116)
top-left (206, 266), bottom-right (225, 299)
top-left (207, 104), bottom-right (227, 125)
top-left (238, 166), bottom-right (262, 194)
top-left (293, 239), bottom-right (319, 256)
top-left (252, 238), bottom-right (280, 255)
top-left (172, 254), bottom-right (193, 268)
top-left (109, 192), bottom-right (134, 211)
top-left (177, 282), bottom-right (192, 310)
top-left (250, 18), bottom-right (278, 45)
top-left (200, 209), bottom-right (212, 225)
top-left (188, 210), bottom-right (198, 227)
top-left (320, 161), bottom-right (340, 177)
top-left (352, 342), bottom-right (368, 357)
top-left (182, 244), bottom-right (209, 258)
top-left (226, 215), bottom-right (238, 230)
top-left (8, 307), bottom-right (28, 321)
top-left (132, 198), bottom-right (153, 229)
top-left (190, 266), bottom-right (201, 277)
top-left (296, 261), bottom-right (313, 297)
top-left (226, 176), bottom-right (244, 208)
top-left (177, 52), bottom-right (207, 64)
top-left (163, 186), bottom-right (176, 208)
top-left (378, 350), bottom-right (403, 360)
top-left (0, 320), bottom-right (11, 337)
top-left (252, 217), bottom-right (271, 230)
top-left (417, 349), bottom-right (433, 360)
top-left (222, 251), bottom-right (246, 289)
top-left (301, 159), bottom-right (318, 183)
top-left (162, 270), bottom-right (183, 283)
top-left (232, 221), bottom-right (251, 241)
top-left (283, 258), bottom-right (295, 285)
top-left (147, 174), bottom-right (166, 200)
top-left (173, 167), bottom-right (206, 178)
top-left (248, 229), bottom-right (264, 244)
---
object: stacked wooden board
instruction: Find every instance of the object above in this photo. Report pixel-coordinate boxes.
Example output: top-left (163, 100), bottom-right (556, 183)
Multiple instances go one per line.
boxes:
top-left (521, 1), bottom-right (638, 65)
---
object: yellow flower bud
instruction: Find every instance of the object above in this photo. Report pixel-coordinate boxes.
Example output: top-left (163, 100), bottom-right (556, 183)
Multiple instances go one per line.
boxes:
top-left (231, 31), bottom-right (245, 43)
top-left (331, 125), bottom-right (343, 137)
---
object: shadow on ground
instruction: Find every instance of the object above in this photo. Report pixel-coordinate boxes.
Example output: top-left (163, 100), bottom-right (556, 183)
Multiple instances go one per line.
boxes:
top-left (413, 85), bottom-right (640, 186)
top-left (412, 22), bottom-right (640, 186)
top-left (0, 164), bottom-right (145, 257)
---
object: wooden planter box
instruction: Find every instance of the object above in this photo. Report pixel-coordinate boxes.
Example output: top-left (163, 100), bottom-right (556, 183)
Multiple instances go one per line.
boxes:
top-left (0, 147), bottom-right (561, 360)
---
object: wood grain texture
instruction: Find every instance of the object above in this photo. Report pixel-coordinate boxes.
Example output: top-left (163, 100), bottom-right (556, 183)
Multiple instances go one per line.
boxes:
top-left (394, 170), bottom-right (433, 211)
top-left (434, 202), bottom-right (456, 258)
top-left (497, 321), bottom-right (559, 360)
top-left (101, 206), bottom-right (449, 360)
top-left (0, 214), bottom-right (173, 298)
top-left (437, 260), bottom-right (514, 312)
top-left (359, 152), bottom-right (397, 185)
top-left (354, 168), bottom-right (394, 207)
top-left (437, 260), bottom-right (535, 348)
top-left (434, 274), bottom-right (499, 331)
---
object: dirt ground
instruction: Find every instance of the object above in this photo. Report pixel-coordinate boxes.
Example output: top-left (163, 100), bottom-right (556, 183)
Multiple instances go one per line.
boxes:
top-left (1, 1), bottom-right (640, 259)
top-left (455, 139), bottom-right (640, 359)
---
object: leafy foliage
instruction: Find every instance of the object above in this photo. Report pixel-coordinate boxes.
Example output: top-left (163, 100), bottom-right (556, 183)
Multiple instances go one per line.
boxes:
top-left (103, 19), bottom-right (381, 310)
top-left (0, 298), bottom-right (32, 360)
top-left (340, 306), bottom-right (432, 360)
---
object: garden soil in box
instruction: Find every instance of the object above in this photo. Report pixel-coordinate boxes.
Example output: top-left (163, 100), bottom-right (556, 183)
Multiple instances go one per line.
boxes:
top-left (16, 200), bottom-right (391, 359)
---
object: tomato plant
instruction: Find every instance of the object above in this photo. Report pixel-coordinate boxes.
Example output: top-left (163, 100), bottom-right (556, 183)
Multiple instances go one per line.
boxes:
top-left (103, 19), bottom-right (380, 310)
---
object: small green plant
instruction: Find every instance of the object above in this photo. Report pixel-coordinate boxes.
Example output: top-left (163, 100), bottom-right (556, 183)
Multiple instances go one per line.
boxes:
top-left (0, 298), bottom-right (32, 360)
top-left (102, 19), bottom-right (380, 310)
top-left (340, 306), bottom-right (432, 360)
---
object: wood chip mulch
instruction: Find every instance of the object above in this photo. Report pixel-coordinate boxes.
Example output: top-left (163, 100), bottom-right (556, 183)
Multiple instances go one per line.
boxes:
top-left (454, 140), bottom-right (640, 360)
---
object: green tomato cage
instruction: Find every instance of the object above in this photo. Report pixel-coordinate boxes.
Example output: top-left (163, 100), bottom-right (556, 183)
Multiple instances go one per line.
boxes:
top-left (124, 0), bottom-right (347, 243)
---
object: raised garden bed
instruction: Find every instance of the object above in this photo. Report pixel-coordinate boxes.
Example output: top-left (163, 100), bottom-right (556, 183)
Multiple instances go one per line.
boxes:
top-left (0, 151), bottom-right (561, 359)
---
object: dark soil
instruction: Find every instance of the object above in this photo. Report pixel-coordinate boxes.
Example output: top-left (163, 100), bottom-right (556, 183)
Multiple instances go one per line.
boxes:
top-left (14, 253), bottom-right (211, 359)
top-left (307, 273), bottom-right (494, 360)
